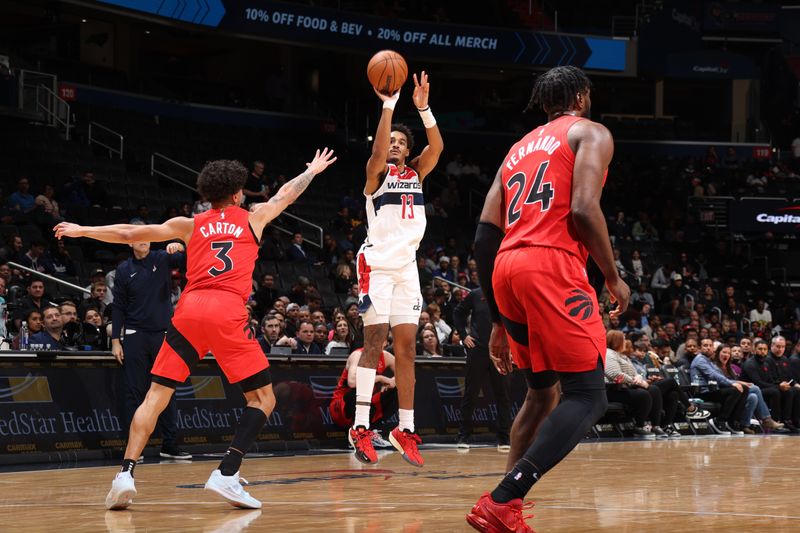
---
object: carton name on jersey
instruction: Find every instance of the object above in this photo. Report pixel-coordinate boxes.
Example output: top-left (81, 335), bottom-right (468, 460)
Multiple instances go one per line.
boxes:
top-left (386, 181), bottom-right (422, 190)
top-left (198, 221), bottom-right (245, 239)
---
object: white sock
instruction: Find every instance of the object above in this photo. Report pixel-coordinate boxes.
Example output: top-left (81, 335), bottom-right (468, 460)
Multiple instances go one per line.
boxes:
top-left (398, 409), bottom-right (414, 433)
top-left (353, 367), bottom-right (376, 429)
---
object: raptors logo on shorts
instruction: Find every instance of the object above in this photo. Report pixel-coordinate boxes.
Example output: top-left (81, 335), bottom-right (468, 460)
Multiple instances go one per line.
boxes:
top-left (564, 289), bottom-right (594, 321)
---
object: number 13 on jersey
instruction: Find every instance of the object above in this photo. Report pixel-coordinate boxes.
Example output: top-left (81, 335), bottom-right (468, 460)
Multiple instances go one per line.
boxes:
top-left (401, 193), bottom-right (415, 219)
top-left (506, 161), bottom-right (554, 226)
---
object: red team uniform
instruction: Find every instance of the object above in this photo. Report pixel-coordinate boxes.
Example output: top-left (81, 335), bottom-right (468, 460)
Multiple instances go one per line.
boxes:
top-left (152, 206), bottom-right (268, 384)
top-left (494, 115), bottom-right (606, 373)
top-left (329, 350), bottom-right (391, 427)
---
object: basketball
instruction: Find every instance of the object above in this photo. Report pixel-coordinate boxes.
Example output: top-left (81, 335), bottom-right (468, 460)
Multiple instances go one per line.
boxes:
top-left (367, 50), bottom-right (408, 95)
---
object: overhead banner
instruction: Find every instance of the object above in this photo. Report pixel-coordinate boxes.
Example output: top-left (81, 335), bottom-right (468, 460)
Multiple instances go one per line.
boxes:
top-left (704, 2), bottom-right (780, 33)
top-left (94, 0), bottom-right (630, 72)
top-left (728, 199), bottom-right (800, 234)
top-left (0, 357), bottom-right (525, 455)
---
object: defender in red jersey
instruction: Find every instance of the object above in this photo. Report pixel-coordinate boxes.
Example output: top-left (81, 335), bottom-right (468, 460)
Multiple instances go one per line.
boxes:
top-left (55, 149), bottom-right (336, 511)
top-left (468, 67), bottom-right (629, 532)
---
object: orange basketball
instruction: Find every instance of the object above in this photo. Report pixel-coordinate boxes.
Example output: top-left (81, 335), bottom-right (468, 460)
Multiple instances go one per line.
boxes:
top-left (367, 50), bottom-right (408, 95)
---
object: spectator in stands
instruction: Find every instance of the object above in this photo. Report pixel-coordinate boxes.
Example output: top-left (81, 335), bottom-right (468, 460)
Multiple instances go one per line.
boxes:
top-left (313, 322), bottom-right (329, 348)
top-left (714, 344), bottom-right (784, 434)
top-left (632, 213), bottom-right (658, 241)
top-left (768, 336), bottom-right (800, 427)
top-left (319, 233), bottom-right (339, 267)
top-left (419, 325), bottom-right (442, 357)
top-left (18, 241), bottom-right (55, 275)
top-left (79, 308), bottom-right (107, 349)
top-left (439, 179), bottom-right (462, 212)
top-left (604, 331), bottom-right (655, 437)
top-left (258, 228), bottom-right (286, 261)
top-left (287, 232), bottom-right (313, 263)
top-left (445, 153), bottom-right (465, 177)
top-left (432, 256), bottom-right (454, 282)
top-left (418, 310), bottom-right (431, 330)
top-left (690, 338), bottom-right (748, 435)
top-left (258, 315), bottom-right (281, 354)
top-left (426, 303), bottom-right (452, 345)
top-left (326, 318), bottom-right (353, 355)
top-left (34, 184), bottom-right (62, 223)
top-left (80, 280), bottom-right (108, 317)
top-left (292, 320), bottom-right (322, 355)
top-left (29, 305), bottom-right (64, 350)
top-left (330, 207), bottom-right (352, 234)
top-left (425, 196), bottom-right (448, 218)
top-left (254, 274), bottom-right (282, 319)
top-left (345, 302), bottom-right (364, 349)
top-left (0, 235), bottom-right (23, 263)
top-left (129, 205), bottom-right (155, 225)
top-left (667, 274), bottom-right (690, 315)
top-left (333, 263), bottom-right (355, 294)
top-left (82, 171), bottom-right (108, 207)
top-left (243, 161), bottom-right (268, 205)
top-left (50, 240), bottom-right (76, 277)
top-left (58, 300), bottom-right (80, 344)
top-left (12, 309), bottom-right (41, 349)
top-left (749, 299), bottom-right (773, 337)
top-left (7, 177), bottom-right (35, 216)
top-left (192, 194), bottom-right (211, 215)
top-left (15, 279), bottom-right (48, 328)
top-left (628, 249), bottom-right (646, 285)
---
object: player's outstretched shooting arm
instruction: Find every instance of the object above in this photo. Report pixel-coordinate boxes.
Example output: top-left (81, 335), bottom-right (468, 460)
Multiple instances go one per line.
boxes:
top-left (408, 71), bottom-right (443, 181)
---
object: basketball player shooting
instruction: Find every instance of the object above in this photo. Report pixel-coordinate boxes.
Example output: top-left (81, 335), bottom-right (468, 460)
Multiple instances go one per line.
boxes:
top-left (349, 71), bottom-right (443, 466)
top-left (54, 148), bottom-right (336, 511)
top-left (466, 66), bottom-right (630, 532)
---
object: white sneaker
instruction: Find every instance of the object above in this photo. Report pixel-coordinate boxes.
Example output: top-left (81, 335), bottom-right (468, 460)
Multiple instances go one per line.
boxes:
top-left (204, 470), bottom-right (261, 509)
top-left (497, 444), bottom-right (511, 453)
top-left (105, 471), bottom-right (137, 510)
top-left (371, 430), bottom-right (393, 449)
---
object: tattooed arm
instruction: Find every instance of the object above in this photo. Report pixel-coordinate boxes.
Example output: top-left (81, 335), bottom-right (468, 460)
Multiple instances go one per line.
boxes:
top-left (249, 148), bottom-right (337, 238)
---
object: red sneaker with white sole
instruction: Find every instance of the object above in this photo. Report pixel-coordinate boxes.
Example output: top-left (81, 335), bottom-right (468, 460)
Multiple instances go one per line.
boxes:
top-left (348, 426), bottom-right (378, 464)
top-left (466, 492), bottom-right (534, 533)
top-left (389, 428), bottom-right (424, 467)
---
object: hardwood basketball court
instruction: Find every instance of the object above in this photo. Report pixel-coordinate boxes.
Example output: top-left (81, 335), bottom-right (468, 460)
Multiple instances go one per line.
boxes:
top-left (1, 436), bottom-right (798, 532)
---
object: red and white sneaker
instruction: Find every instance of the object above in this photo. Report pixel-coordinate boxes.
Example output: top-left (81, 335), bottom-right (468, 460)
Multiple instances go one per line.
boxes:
top-left (389, 428), bottom-right (424, 467)
top-left (348, 426), bottom-right (378, 464)
top-left (466, 492), bottom-right (535, 533)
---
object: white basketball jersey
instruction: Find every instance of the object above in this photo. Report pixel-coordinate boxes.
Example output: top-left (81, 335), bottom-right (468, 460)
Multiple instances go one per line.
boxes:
top-left (362, 163), bottom-right (426, 269)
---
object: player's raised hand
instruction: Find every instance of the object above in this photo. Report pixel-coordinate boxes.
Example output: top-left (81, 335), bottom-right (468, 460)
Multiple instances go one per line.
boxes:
top-left (488, 323), bottom-right (513, 375)
top-left (606, 276), bottom-right (631, 319)
top-left (305, 147), bottom-right (337, 175)
top-left (412, 71), bottom-right (430, 109)
top-left (53, 221), bottom-right (84, 240)
top-left (373, 87), bottom-right (400, 104)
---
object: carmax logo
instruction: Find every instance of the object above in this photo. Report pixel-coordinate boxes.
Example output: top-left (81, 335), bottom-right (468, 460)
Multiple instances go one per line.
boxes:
top-left (0, 375), bottom-right (53, 403)
top-left (175, 376), bottom-right (226, 401)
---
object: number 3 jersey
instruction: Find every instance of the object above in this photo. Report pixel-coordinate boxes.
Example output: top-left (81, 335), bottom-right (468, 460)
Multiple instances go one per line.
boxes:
top-left (498, 115), bottom-right (606, 262)
top-left (362, 163), bottom-right (426, 269)
top-left (184, 205), bottom-right (258, 302)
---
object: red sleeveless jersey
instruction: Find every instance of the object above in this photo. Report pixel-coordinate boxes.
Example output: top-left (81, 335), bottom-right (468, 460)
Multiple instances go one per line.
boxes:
top-left (331, 350), bottom-right (387, 403)
top-left (184, 206), bottom-right (258, 302)
top-left (497, 115), bottom-right (606, 262)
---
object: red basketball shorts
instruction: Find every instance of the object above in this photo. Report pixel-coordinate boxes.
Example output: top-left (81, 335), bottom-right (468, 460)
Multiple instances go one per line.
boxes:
top-left (493, 246), bottom-right (605, 373)
top-left (151, 290), bottom-right (268, 385)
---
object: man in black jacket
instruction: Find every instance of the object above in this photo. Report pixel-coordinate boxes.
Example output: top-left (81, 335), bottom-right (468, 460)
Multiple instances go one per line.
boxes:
top-left (741, 340), bottom-right (796, 431)
top-left (453, 287), bottom-right (512, 451)
top-left (767, 336), bottom-right (800, 430)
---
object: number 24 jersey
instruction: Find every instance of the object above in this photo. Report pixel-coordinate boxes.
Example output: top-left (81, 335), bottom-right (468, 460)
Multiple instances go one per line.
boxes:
top-left (498, 115), bottom-right (607, 263)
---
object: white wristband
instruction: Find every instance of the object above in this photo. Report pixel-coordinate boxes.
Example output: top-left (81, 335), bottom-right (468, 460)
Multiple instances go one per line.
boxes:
top-left (383, 98), bottom-right (398, 111)
top-left (418, 106), bottom-right (436, 128)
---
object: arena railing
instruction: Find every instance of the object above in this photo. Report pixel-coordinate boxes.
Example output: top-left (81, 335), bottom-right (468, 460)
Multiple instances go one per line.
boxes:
top-left (88, 121), bottom-right (124, 159)
top-left (8, 261), bottom-right (90, 296)
top-left (150, 152), bottom-right (324, 249)
top-left (433, 276), bottom-right (472, 293)
top-left (35, 85), bottom-right (72, 141)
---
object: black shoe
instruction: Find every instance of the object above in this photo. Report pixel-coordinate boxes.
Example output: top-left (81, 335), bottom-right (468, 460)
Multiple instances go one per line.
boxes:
top-left (456, 434), bottom-right (470, 450)
top-left (160, 445), bottom-right (192, 460)
top-left (707, 418), bottom-right (731, 436)
top-left (723, 422), bottom-right (744, 436)
top-left (784, 423), bottom-right (800, 434)
top-left (633, 426), bottom-right (654, 439)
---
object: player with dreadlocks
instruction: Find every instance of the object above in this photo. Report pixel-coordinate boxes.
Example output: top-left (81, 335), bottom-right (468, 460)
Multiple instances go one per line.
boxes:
top-left (466, 65), bottom-right (629, 532)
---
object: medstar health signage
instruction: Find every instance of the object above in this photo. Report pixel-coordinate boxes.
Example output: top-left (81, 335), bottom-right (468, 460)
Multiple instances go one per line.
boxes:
top-left (94, 0), bottom-right (629, 72)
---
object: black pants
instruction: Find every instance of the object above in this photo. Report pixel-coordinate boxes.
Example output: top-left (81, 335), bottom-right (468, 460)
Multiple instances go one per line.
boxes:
top-left (652, 378), bottom-right (684, 426)
top-left (607, 387), bottom-right (652, 426)
top-left (777, 388), bottom-right (800, 424)
top-left (699, 387), bottom-right (747, 423)
top-left (459, 345), bottom-right (512, 440)
top-left (123, 330), bottom-right (177, 447)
